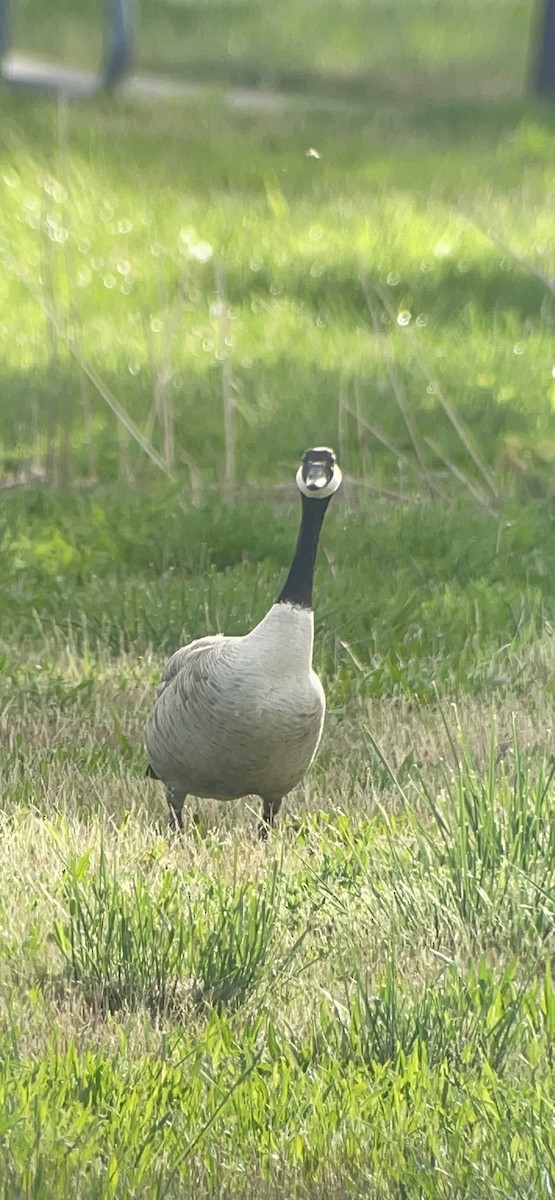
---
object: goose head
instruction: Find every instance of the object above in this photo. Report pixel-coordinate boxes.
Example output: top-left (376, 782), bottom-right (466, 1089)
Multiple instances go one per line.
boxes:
top-left (296, 446), bottom-right (342, 499)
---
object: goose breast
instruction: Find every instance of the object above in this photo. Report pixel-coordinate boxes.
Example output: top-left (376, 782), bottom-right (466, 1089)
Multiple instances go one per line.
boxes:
top-left (145, 634), bottom-right (325, 801)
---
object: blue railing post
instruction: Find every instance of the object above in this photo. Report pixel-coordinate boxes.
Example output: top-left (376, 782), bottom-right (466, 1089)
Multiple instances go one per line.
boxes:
top-left (0, 0), bottom-right (10, 59)
top-left (535, 0), bottom-right (555, 94)
top-left (0, 0), bottom-right (133, 94)
top-left (102, 0), bottom-right (133, 89)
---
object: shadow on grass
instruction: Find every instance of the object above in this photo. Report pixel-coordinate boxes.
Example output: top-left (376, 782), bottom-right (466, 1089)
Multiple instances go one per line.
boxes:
top-left (2, 457), bottom-right (555, 677)
top-left (222, 258), bottom-right (548, 328)
top-left (0, 326), bottom-right (544, 500)
top-left (2, 78), bottom-right (555, 193)
top-left (136, 53), bottom-right (555, 122)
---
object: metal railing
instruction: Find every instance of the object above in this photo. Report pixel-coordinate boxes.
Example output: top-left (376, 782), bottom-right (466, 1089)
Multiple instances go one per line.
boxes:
top-left (0, 0), bottom-right (133, 95)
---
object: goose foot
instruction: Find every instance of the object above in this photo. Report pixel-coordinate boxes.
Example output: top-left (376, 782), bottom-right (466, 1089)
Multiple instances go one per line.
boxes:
top-left (166, 786), bottom-right (186, 834)
top-left (258, 796), bottom-right (283, 840)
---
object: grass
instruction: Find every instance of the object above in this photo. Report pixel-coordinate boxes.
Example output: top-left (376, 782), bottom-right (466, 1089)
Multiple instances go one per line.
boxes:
top-left (0, 5), bottom-right (554, 497)
top-left (2, 0), bottom-right (555, 1195)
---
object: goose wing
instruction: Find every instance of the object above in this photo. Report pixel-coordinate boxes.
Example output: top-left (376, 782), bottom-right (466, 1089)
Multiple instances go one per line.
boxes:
top-left (145, 634), bottom-right (231, 781)
top-left (153, 634), bottom-right (226, 701)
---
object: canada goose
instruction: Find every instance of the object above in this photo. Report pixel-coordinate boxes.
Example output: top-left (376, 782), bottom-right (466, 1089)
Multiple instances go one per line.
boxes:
top-left (145, 446), bottom-right (342, 837)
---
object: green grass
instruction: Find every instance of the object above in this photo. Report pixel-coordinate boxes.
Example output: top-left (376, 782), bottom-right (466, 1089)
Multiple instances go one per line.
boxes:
top-left (2, 1), bottom-right (555, 1195)
top-left (0, 5), bottom-right (554, 497)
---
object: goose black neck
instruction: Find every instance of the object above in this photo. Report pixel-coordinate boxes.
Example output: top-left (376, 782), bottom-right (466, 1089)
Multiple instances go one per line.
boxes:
top-left (276, 494), bottom-right (331, 609)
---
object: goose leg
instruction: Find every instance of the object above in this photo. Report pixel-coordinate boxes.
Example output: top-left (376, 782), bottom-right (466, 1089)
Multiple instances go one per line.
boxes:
top-left (166, 785), bottom-right (186, 833)
top-left (258, 796), bottom-right (283, 840)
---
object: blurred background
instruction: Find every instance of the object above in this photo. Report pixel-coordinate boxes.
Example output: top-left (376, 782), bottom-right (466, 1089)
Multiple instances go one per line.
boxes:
top-left (3, 0), bottom-right (538, 102)
top-left (0, 0), bottom-right (553, 508)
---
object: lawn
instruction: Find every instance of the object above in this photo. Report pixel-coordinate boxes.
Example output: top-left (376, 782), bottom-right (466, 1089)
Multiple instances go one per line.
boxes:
top-left (2, 0), bottom-right (555, 1195)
